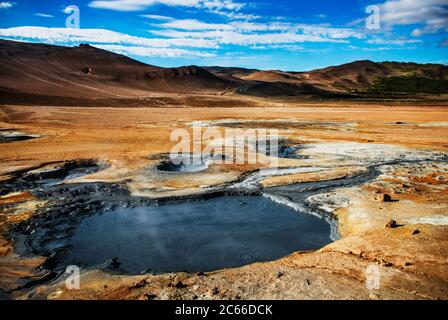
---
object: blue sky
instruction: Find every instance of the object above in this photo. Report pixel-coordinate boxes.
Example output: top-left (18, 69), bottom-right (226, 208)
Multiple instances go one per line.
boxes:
top-left (0, 0), bottom-right (447, 70)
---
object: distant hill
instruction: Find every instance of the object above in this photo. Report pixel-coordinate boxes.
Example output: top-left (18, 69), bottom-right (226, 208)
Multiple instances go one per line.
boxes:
top-left (0, 39), bottom-right (447, 105)
top-left (240, 60), bottom-right (448, 94)
top-left (241, 70), bottom-right (302, 83)
top-left (203, 66), bottom-right (259, 79)
top-left (0, 39), bottom-right (236, 100)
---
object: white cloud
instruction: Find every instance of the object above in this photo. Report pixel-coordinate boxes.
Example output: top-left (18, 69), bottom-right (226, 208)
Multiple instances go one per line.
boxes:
top-left (159, 19), bottom-right (231, 30)
top-left (207, 9), bottom-right (260, 20)
top-left (377, 0), bottom-right (448, 36)
top-left (89, 0), bottom-right (255, 21)
top-left (156, 18), bottom-right (364, 35)
top-left (0, 24), bottom-right (363, 50)
top-left (0, 17), bottom-right (367, 60)
top-left (152, 29), bottom-right (351, 46)
top-left (0, 26), bottom-right (218, 58)
top-left (0, 26), bottom-right (218, 48)
top-left (140, 14), bottom-right (175, 21)
top-left (367, 38), bottom-right (422, 45)
top-left (150, 19), bottom-right (364, 46)
top-left (89, 0), bottom-right (200, 12)
top-left (34, 13), bottom-right (54, 18)
top-left (202, 0), bottom-right (244, 11)
top-left (0, 1), bottom-right (14, 9)
top-left (251, 44), bottom-right (306, 52)
top-left (93, 44), bottom-right (216, 57)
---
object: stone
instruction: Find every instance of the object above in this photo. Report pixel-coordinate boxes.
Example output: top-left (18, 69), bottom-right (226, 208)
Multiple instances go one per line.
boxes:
top-left (108, 257), bottom-right (121, 269)
top-left (377, 193), bottom-right (393, 202)
top-left (411, 229), bottom-right (420, 235)
top-left (131, 279), bottom-right (147, 289)
top-left (173, 280), bottom-right (187, 288)
top-left (139, 293), bottom-right (156, 300)
top-left (385, 219), bottom-right (398, 228)
top-left (211, 287), bottom-right (219, 295)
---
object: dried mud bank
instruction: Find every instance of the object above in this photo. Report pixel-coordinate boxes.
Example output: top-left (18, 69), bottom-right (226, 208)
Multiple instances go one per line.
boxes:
top-left (1, 106), bottom-right (448, 300)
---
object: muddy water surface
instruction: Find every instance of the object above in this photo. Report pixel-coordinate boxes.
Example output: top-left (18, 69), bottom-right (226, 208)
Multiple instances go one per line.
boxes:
top-left (61, 195), bottom-right (333, 273)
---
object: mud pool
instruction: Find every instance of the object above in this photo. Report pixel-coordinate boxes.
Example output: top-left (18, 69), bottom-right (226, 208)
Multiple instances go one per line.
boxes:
top-left (156, 155), bottom-right (210, 173)
top-left (58, 195), bottom-right (333, 273)
top-left (12, 156), bottom-right (440, 279)
top-left (10, 162), bottom-right (386, 277)
top-left (0, 130), bottom-right (40, 143)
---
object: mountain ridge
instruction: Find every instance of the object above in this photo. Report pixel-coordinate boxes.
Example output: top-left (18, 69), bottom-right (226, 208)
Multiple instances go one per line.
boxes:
top-left (0, 39), bottom-right (447, 104)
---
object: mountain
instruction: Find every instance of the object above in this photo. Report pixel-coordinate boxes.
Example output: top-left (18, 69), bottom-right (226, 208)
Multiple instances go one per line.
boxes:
top-left (0, 39), bottom-right (447, 105)
top-left (242, 60), bottom-right (448, 93)
top-left (203, 66), bottom-right (259, 79)
top-left (299, 60), bottom-right (448, 93)
top-left (0, 39), bottom-right (235, 100)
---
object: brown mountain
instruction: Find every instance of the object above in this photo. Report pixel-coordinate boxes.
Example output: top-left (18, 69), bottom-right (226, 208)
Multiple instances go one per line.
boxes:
top-left (240, 60), bottom-right (448, 93)
top-left (1, 39), bottom-right (447, 105)
top-left (203, 66), bottom-right (258, 79)
top-left (0, 39), bottom-right (235, 100)
top-left (241, 70), bottom-right (301, 83)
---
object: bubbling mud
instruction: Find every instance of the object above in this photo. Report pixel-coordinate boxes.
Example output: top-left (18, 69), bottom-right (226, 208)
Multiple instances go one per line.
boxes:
top-left (156, 155), bottom-right (211, 173)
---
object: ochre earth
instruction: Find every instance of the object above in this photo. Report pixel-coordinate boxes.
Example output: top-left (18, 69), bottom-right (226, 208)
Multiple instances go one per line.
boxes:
top-left (0, 100), bottom-right (447, 300)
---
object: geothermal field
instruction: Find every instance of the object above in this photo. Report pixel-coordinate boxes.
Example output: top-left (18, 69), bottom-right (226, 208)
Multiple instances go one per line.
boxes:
top-left (1, 104), bottom-right (448, 300)
top-left (0, 39), bottom-right (447, 300)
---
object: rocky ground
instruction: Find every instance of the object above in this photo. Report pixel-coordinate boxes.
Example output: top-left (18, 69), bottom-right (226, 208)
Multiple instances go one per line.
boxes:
top-left (0, 102), bottom-right (447, 300)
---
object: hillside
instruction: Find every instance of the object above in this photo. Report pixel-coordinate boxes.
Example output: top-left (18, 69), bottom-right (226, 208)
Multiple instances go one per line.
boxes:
top-left (0, 39), bottom-right (235, 100)
top-left (0, 39), bottom-right (447, 105)
top-left (241, 60), bottom-right (448, 93)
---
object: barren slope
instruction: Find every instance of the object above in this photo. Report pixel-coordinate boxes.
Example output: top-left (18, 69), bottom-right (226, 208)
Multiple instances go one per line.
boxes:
top-left (0, 39), bottom-right (234, 99)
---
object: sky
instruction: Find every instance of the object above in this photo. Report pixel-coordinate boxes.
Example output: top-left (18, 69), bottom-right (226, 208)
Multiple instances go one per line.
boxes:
top-left (0, 0), bottom-right (447, 71)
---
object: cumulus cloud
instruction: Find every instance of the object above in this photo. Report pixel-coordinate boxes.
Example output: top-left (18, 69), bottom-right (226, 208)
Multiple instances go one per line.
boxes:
top-left (0, 26), bottom-right (218, 48)
top-left (0, 1), bottom-right (14, 9)
top-left (156, 19), bottom-right (364, 37)
top-left (0, 22), bottom-right (364, 48)
top-left (152, 29), bottom-right (351, 46)
top-left (149, 18), bottom-right (364, 46)
top-left (377, 0), bottom-right (448, 36)
top-left (88, 0), bottom-right (253, 20)
top-left (89, 0), bottom-right (257, 21)
top-left (94, 44), bottom-right (216, 57)
top-left (0, 26), bottom-right (220, 58)
top-left (0, 13), bottom-right (370, 58)
top-left (89, 0), bottom-right (200, 12)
